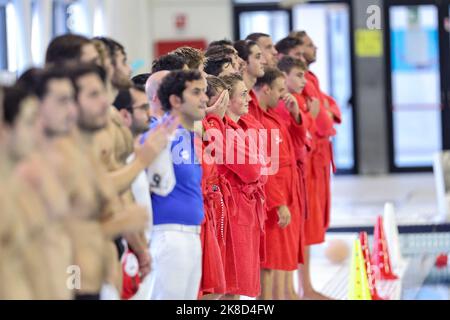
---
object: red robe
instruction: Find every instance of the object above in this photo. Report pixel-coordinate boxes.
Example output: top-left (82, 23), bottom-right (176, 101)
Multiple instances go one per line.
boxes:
top-left (199, 115), bottom-right (236, 296)
top-left (301, 71), bottom-right (340, 245)
top-left (274, 100), bottom-right (311, 264)
top-left (216, 114), bottom-right (267, 297)
top-left (248, 92), bottom-right (304, 270)
top-left (241, 109), bottom-right (269, 266)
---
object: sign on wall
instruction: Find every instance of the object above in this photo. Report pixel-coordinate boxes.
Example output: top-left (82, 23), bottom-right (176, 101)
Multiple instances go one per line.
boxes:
top-left (154, 40), bottom-right (207, 58)
top-left (355, 29), bottom-right (383, 58)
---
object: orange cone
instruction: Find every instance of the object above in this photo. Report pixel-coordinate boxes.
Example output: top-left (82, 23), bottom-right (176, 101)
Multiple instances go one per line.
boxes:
top-left (360, 232), bottom-right (384, 300)
top-left (372, 216), bottom-right (398, 280)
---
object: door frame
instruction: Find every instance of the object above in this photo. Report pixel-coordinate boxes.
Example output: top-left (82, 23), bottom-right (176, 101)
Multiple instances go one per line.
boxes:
top-left (233, 0), bottom-right (358, 174)
top-left (384, 0), bottom-right (450, 172)
top-left (233, 2), bottom-right (294, 41)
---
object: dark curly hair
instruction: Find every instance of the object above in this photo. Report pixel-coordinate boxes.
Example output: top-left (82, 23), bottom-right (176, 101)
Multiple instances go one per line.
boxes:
top-left (157, 70), bottom-right (203, 112)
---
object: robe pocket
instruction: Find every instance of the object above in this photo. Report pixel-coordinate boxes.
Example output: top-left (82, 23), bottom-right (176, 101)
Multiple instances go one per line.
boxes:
top-left (236, 194), bottom-right (257, 227)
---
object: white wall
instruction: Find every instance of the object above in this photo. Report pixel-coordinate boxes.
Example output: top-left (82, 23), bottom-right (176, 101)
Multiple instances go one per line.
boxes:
top-left (146, 0), bottom-right (232, 72)
top-left (94, 0), bottom-right (233, 74)
top-left (104, 0), bottom-right (233, 75)
top-left (5, 0), bottom-right (233, 75)
top-left (100, 0), bottom-right (151, 74)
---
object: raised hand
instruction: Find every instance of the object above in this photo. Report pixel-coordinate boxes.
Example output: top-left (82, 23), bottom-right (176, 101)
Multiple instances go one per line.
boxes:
top-left (134, 115), bottom-right (179, 167)
top-left (205, 90), bottom-right (230, 118)
top-left (283, 93), bottom-right (301, 123)
top-left (307, 98), bottom-right (320, 119)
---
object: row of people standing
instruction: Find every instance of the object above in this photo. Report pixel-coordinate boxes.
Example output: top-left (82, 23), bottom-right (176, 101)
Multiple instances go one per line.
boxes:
top-left (146, 32), bottom-right (341, 300)
top-left (0, 30), bottom-right (340, 300)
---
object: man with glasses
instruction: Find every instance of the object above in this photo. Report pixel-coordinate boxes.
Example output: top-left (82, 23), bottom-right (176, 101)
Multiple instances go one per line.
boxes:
top-left (113, 86), bottom-right (152, 299)
top-left (114, 86), bottom-right (151, 137)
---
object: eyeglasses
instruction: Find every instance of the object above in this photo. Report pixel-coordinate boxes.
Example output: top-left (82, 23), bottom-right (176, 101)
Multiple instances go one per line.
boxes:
top-left (131, 103), bottom-right (150, 112)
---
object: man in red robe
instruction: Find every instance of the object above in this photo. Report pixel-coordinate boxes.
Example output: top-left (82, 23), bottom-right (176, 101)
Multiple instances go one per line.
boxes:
top-left (252, 68), bottom-right (306, 300)
top-left (276, 56), bottom-right (312, 299)
top-left (290, 31), bottom-right (342, 299)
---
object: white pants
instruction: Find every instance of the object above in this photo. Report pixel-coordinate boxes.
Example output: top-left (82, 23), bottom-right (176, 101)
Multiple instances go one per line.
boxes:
top-left (148, 225), bottom-right (202, 300)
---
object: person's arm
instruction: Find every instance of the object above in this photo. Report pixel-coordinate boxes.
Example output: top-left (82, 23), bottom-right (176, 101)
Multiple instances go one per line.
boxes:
top-left (282, 93), bottom-right (302, 125)
top-left (124, 231), bottom-right (151, 279)
top-left (108, 159), bottom-right (148, 195)
top-left (324, 94), bottom-right (342, 124)
top-left (111, 116), bottom-right (180, 194)
top-left (275, 99), bottom-right (308, 163)
top-left (99, 203), bottom-right (148, 239)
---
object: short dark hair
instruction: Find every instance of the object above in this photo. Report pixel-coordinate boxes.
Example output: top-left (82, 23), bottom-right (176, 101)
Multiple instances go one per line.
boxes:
top-left (246, 33), bottom-right (270, 42)
top-left (152, 54), bottom-right (186, 73)
top-left (172, 47), bottom-right (204, 70)
top-left (205, 45), bottom-right (235, 59)
top-left (277, 56), bottom-right (307, 74)
top-left (220, 73), bottom-right (244, 97)
top-left (275, 37), bottom-right (303, 55)
top-left (113, 89), bottom-right (132, 112)
top-left (234, 40), bottom-right (258, 63)
top-left (206, 76), bottom-right (229, 99)
top-left (131, 73), bottom-right (151, 92)
top-left (16, 68), bottom-right (43, 93)
top-left (45, 34), bottom-right (91, 65)
top-left (289, 31), bottom-right (307, 44)
top-left (2, 84), bottom-right (34, 126)
top-left (204, 56), bottom-right (233, 76)
top-left (18, 66), bottom-right (72, 100)
top-left (93, 37), bottom-right (126, 66)
top-left (255, 67), bottom-right (285, 89)
top-left (158, 70), bottom-right (203, 112)
top-left (70, 64), bottom-right (107, 101)
top-left (208, 39), bottom-right (233, 49)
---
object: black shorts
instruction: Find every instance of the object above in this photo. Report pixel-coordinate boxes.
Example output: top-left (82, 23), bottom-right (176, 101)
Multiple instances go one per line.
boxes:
top-left (75, 293), bottom-right (100, 300)
top-left (114, 236), bottom-right (125, 260)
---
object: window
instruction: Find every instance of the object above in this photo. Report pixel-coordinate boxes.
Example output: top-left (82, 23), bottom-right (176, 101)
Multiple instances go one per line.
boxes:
top-left (0, 0), bottom-right (7, 70)
top-left (31, 0), bottom-right (41, 65)
top-left (239, 10), bottom-right (289, 42)
top-left (53, 0), bottom-right (72, 37)
top-left (234, 0), bottom-right (279, 3)
top-left (66, 0), bottom-right (90, 36)
top-left (5, 0), bottom-right (17, 72)
top-left (389, 5), bottom-right (441, 168)
top-left (293, 3), bottom-right (354, 171)
top-left (53, 0), bottom-right (95, 37)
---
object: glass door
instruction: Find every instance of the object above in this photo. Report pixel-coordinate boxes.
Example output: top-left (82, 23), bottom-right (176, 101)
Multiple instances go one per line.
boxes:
top-left (386, 0), bottom-right (450, 172)
top-left (386, 2), bottom-right (442, 170)
top-left (293, 1), bottom-right (355, 172)
top-left (233, 2), bottom-right (292, 42)
top-left (234, 0), bottom-right (357, 173)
